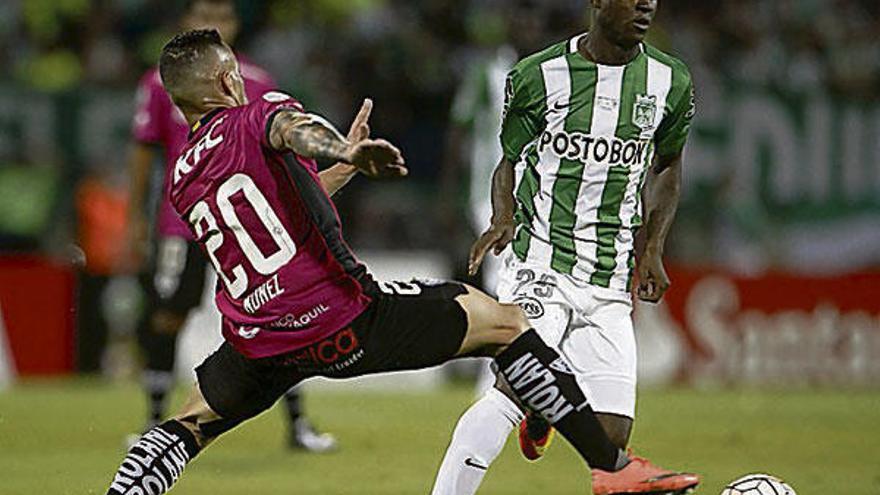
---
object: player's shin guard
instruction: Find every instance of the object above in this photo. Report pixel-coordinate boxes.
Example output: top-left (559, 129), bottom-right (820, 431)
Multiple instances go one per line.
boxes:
top-left (494, 330), bottom-right (627, 472)
top-left (106, 420), bottom-right (201, 495)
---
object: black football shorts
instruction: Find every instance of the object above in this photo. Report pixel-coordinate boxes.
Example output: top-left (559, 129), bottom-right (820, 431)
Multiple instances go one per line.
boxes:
top-left (195, 279), bottom-right (469, 426)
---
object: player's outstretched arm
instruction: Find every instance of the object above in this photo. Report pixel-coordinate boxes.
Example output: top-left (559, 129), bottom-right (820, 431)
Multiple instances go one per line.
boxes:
top-left (268, 106), bottom-right (407, 179)
top-left (637, 152), bottom-right (683, 303)
top-left (468, 157), bottom-right (516, 275)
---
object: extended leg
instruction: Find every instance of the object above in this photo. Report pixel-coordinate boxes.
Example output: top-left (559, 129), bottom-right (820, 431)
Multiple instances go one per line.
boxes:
top-left (106, 385), bottom-right (215, 495)
top-left (107, 342), bottom-right (304, 495)
top-left (452, 288), bottom-right (627, 472)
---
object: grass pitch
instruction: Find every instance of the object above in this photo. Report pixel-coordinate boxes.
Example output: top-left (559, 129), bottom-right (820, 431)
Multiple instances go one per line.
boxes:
top-left (0, 379), bottom-right (876, 494)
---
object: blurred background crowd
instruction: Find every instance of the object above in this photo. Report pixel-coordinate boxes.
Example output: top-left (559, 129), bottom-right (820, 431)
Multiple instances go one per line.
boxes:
top-left (2, 0), bottom-right (879, 259)
top-left (1, 0), bottom-right (879, 381)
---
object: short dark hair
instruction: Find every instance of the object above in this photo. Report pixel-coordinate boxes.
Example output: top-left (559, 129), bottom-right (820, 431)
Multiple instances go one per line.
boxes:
top-left (159, 28), bottom-right (225, 103)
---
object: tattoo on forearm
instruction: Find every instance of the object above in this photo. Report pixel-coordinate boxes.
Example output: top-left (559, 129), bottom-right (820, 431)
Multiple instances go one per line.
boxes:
top-left (272, 111), bottom-right (350, 162)
top-left (287, 123), bottom-right (350, 161)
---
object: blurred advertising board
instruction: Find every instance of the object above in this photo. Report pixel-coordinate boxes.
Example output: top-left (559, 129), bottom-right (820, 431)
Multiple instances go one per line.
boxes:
top-left (636, 266), bottom-right (880, 386)
top-left (0, 256), bottom-right (75, 377)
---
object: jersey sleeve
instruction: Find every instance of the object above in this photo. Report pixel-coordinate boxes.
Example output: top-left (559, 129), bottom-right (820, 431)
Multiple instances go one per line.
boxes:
top-left (131, 72), bottom-right (168, 144)
top-left (654, 67), bottom-right (695, 157)
top-left (247, 91), bottom-right (307, 149)
top-left (500, 64), bottom-right (545, 162)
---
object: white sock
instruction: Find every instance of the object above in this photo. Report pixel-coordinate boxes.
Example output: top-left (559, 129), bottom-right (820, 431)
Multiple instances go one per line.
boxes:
top-left (431, 388), bottom-right (524, 495)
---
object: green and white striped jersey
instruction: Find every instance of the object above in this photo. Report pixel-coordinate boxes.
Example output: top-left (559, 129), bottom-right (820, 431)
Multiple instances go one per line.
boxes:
top-left (501, 33), bottom-right (695, 292)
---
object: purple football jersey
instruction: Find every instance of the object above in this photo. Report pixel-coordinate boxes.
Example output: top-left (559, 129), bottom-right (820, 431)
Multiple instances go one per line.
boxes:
top-left (133, 56), bottom-right (275, 239)
top-left (169, 92), bottom-right (371, 358)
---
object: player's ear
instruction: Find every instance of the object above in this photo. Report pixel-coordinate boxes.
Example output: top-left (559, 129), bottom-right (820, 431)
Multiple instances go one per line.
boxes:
top-left (219, 69), bottom-right (246, 106)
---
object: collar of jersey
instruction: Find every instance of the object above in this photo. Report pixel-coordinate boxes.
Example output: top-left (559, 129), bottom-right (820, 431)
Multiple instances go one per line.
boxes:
top-left (569, 32), bottom-right (646, 65)
top-left (189, 108), bottom-right (226, 139)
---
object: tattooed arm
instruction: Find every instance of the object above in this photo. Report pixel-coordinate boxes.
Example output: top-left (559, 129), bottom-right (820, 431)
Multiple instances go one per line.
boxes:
top-left (268, 104), bottom-right (407, 179)
top-left (269, 110), bottom-right (351, 160)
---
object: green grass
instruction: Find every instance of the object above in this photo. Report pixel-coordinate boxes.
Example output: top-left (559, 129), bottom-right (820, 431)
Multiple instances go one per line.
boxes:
top-left (0, 380), bottom-right (877, 494)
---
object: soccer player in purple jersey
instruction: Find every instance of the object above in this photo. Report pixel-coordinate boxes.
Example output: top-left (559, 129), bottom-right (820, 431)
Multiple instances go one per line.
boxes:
top-left (127, 0), bottom-right (334, 451)
top-left (104, 29), bottom-right (643, 495)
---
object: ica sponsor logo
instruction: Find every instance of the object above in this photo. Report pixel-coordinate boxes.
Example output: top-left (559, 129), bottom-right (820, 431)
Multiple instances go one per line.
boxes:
top-left (277, 327), bottom-right (365, 373)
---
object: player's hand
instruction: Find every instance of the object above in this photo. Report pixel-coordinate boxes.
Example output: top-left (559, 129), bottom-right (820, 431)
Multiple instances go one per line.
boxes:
top-left (468, 218), bottom-right (515, 276)
top-left (330, 99), bottom-right (375, 178)
top-left (637, 250), bottom-right (670, 303)
top-left (346, 138), bottom-right (408, 178)
top-left (347, 98), bottom-right (372, 144)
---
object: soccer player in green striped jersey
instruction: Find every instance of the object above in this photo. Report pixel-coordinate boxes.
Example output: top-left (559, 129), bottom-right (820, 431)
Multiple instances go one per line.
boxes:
top-left (432, 1), bottom-right (700, 494)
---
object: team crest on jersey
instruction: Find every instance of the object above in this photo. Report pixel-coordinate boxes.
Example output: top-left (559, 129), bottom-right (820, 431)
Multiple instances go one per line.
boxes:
top-left (632, 94), bottom-right (657, 131)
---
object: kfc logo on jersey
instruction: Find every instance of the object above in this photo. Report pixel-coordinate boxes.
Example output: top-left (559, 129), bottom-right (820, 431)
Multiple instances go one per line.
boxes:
top-left (174, 116), bottom-right (226, 184)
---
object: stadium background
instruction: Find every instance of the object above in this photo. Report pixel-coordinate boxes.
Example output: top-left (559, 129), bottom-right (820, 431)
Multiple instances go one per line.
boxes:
top-left (0, 0), bottom-right (877, 493)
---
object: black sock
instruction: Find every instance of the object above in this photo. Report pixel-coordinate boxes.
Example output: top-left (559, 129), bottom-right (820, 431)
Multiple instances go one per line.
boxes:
top-left (143, 331), bottom-right (177, 426)
top-left (283, 388), bottom-right (302, 425)
top-left (494, 329), bottom-right (626, 471)
top-left (143, 370), bottom-right (174, 426)
top-left (107, 420), bottom-right (201, 495)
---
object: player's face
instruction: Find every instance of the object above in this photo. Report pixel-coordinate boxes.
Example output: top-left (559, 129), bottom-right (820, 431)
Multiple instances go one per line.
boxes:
top-left (184, 1), bottom-right (240, 45)
top-left (593, 0), bottom-right (657, 47)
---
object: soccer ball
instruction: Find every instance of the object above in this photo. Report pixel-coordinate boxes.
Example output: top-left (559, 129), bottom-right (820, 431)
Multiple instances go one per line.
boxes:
top-left (721, 474), bottom-right (796, 495)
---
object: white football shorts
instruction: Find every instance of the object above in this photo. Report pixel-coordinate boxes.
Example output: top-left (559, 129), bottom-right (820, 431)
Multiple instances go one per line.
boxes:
top-left (496, 253), bottom-right (637, 418)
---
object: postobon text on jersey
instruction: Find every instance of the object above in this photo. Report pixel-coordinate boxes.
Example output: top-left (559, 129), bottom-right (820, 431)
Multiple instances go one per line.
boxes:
top-left (538, 130), bottom-right (650, 167)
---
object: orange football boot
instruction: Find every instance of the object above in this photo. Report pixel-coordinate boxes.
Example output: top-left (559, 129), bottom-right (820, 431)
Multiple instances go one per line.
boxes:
top-left (518, 412), bottom-right (556, 461)
top-left (591, 453), bottom-right (700, 495)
